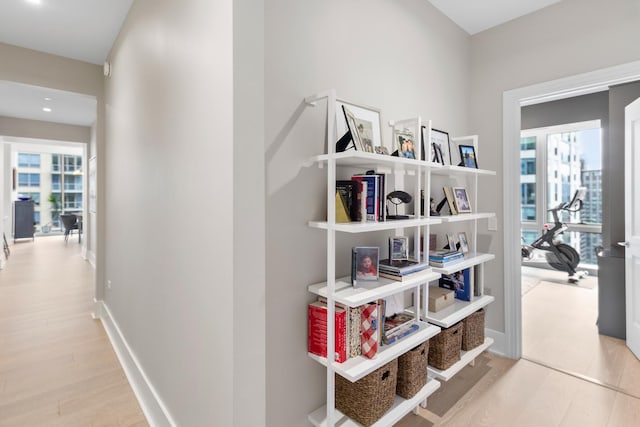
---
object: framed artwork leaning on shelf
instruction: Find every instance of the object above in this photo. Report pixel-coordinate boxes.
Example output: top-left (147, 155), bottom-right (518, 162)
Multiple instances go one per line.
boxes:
top-left (336, 99), bottom-right (383, 153)
top-left (458, 232), bottom-right (469, 253)
top-left (395, 128), bottom-right (416, 159)
top-left (389, 236), bottom-right (409, 261)
top-left (430, 128), bottom-right (450, 165)
top-left (452, 187), bottom-right (472, 213)
top-left (352, 246), bottom-right (380, 284)
top-left (459, 144), bottom-right (478, 168)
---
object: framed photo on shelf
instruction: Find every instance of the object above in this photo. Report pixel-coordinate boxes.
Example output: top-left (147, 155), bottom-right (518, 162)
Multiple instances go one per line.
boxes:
top-left (335, 99), bottom-right (383, 153)
top-left (446, 233), bottom-right (457, 251)
top-left (389, 236), bottom-right (409, 261)
top-left (430, 128), bottom-right (450, 165)
top-left (443, 187), bottom-right (458, 215)
top-left (352, 246), bottom-right (380, 284)
top-left (395, 128), bottom-right (416, 159)
top-left (452, 187), bottom-right (472, 213)
top-left (458, 232), bottom-right (469, 253)
top-left (459, 144), bottom-right (478, 168)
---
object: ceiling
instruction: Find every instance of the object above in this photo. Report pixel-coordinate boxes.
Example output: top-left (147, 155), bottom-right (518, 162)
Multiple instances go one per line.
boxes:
top-left (0, 0), bottom-right (559, 129)
top-left (428, 0), bottom-right (563, 35)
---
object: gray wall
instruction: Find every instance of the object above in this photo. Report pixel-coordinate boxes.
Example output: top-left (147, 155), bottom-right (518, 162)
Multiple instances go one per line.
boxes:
top-left (521, 91), bottom-right (609, 130)
top-left (265, 0), bottom-right (471, 425)
top-left (469, 0), bottom-right (640, 335)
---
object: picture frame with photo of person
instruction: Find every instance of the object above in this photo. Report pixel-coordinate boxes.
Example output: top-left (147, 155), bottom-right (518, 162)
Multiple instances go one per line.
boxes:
top-left (458, 232), bottom-right (470, 253)
top-left (351, 246), bottom-right (380, 285)
top-left (452, 187), bottom-right (472, 213)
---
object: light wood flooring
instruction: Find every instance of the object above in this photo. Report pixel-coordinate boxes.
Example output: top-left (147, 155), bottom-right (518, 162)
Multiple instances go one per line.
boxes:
top-left (0, 236), bottom-right (147, 427)
top-left (397, 267), bottom-right (640, 427)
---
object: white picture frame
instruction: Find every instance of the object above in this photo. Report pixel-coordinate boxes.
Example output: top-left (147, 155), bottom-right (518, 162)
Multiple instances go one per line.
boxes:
top-left (336, 99), bottom-right (383, 153)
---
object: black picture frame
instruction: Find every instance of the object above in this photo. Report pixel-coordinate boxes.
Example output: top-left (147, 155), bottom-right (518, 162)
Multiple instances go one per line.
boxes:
top-left (431, 128), bottom-right (451, 165)
top-left (459, 144), bottom-right (478, 168)
top-left (336, 100), bottom-right (383, 153)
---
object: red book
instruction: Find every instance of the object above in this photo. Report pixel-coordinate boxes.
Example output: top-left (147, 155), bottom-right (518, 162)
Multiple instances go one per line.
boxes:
top-left (308, 301), bottom-right (347, 363)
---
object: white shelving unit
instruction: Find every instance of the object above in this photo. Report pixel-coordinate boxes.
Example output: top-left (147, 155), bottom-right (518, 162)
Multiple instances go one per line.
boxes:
top-left (422, 129), bottom-right (497, 384)
top-left (304, 90), bottom-right (498, 425)
top-left (305, 90), bottom-right (449, 426)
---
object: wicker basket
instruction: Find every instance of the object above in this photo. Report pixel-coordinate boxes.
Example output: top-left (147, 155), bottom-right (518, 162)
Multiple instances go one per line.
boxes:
top-left (335, 359), bottom-right (398, 426)
top-left (462, 308), bottom-right (485, 351)
top-left (396, 341), bottom-right (429, 399)
top-left (428, 321), bottom-right (463, 370)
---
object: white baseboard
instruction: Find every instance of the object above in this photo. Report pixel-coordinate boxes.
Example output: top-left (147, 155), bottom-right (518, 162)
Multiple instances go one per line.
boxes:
top-left (485, 328), bottom-right (507, 357)
top-left (96, 300), bottom-right (176, 427)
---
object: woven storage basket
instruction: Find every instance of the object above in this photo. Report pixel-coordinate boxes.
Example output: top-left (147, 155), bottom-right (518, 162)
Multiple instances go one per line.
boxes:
top-left (428, 321), bottom-right (463, 370)
top-left (335, 358), bottom-right (398, 426)
top-left (396, 340), bottom-right (429, 399)
top-left (462, 308), bottom-right (485, 351)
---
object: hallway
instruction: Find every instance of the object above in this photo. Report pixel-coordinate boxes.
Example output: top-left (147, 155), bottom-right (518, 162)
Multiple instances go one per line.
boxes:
top-left (0, 236), bottom-right (146, 426)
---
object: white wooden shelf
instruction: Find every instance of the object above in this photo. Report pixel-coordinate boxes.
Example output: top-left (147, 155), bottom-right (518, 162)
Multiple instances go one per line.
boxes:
top-left (308, 322), bottom-right (441, 382)
top-left (427, 337), bottom-right (494, 381)
top-left (436, 212), bottom-right (495, 223)
top-left (308, 378), bottom-right (441, 427)
top-left (430, 252), bottom-right (495, 274)
top-left (424, 294), bottom-right (495, 328)
top-left (308, 150), bottom-right (443, 173)
top-left (430, 165), bottom-right (496, 176)
top-left (308, 217), bottom-right (442, 233)
top-left (309, 271), bottom-right (441, 308)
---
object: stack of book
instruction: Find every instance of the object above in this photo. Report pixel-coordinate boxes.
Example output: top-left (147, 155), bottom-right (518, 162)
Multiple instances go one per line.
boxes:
top-left (429, 249), bottom-right (464, 267)
top-left (382, 312), bottom-right (419, 345)
top-left (378, 258), bottom-right (431, 281)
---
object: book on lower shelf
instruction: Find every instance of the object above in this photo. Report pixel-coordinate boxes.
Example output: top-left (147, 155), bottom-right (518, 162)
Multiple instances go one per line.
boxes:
top-left (308, 301), bottom-right (347, 363)
top-left (439, 268), bottom-right (473, 301)
top-left (379, 258), bottom-right (430, 275)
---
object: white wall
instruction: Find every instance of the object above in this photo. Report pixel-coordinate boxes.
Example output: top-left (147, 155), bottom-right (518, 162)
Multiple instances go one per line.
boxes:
top-left (265, 0), bottom-right (470, 424)
top-left (469, 0), bottom-right (640, 334)
top-left (104, 0), bottom-right (235, 425)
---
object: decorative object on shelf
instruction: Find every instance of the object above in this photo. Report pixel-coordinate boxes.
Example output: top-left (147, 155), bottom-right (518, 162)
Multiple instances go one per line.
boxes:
top-left (396, 341), bottom-right (429, 399)
top-left (335, 100), bottom-right (382, 153)
top-left (461, 308), bottom-right (485, 351)
top-left (428, 321), bottom-right (463, 370)
top-left (446, 233), bottom-right (457, 251)
top-left (352, 246), bottom-right (379, 284)
top-left (428, 287), bottom-right (455, 312)
top-left (335, 192), bottom-right (351, 223)
top-left (389, 236), bottom-right (409, 261)
top-left (394, 128), bottom-right (416, 159)
top-left (459, 144), bottom-right (478, 168)
top-left (361, 302), bottom-right (379, 359)
top-left (443, 187), bottom-right (458, 215)
top-left (458, 232), bottom-right (470, 253)
top-left (386, 190), bottom-right (411, 220)
top-left (430, 128), bottom-right (450, 165)
top-left (439, 268), bottom-right (472, 301)
top-left (336, 180), bottom-right (363, 222)
top-left (452, 187), bottom-right (472, 213)
top-left (335, 358), bottom-right (398, 426)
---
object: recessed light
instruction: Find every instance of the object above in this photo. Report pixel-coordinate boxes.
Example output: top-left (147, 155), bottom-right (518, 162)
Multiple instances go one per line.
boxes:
top-left (44, 97), bottom-right (52, 101)
top-left (25, 0), bottom-right (42, 5)
top-left (42, 107), bottom-right (52, 112)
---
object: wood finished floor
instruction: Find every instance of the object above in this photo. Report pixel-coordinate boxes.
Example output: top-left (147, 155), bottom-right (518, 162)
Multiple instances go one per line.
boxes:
top-left (397, 267), bottom-right (640, 427)
top-left (0, 236), bottom-right (147, 427)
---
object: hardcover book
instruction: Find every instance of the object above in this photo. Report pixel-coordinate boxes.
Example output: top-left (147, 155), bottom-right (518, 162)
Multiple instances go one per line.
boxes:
top-left (308, 301), bottom-right (347, 363)
top-left (439, 268), bottom-right (472, 301)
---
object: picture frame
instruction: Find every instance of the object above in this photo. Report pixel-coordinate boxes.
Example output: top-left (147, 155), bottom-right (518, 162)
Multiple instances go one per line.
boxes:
top-left (452, 187), bottom-right (472, 213)
top-left (446, 233), bottom-right (457, 251)
top-left (395, 128), bottom-right (416, 159)
top-left (458, 232), bottom-right (469, 253)
top-left (352, 246), bottom-right (380, 284)
top-left (459, 144), bottom-right (478, 168)
top-left (336, 100), bottom-right (383, 153)
top-left (430, 128), bottom-right (450, 165)
top-left (443, 187), bottom-right (458, 215)
top-left (389, 236), bottom-right (409, 261)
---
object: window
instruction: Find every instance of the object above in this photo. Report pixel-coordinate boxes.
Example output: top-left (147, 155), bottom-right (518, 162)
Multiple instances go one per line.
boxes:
top-left (521, 122), bottom-right (602, 268)
top-left (64, 155), bottom-right (82, 173)
top-left (520, 136), bottom-right (536, 150)
top-left (52, 155), bottom-right (60, 172)
top-left (64, 175), bottom-right (83, 191)
top-left (521, 158), bottom-right (536, 175)
top-left (18, 173), bottom-right (40, 187)
top-left (52, 174), bottom-right (61, 191)
top-left (18, 153), bottom-right (40, 168)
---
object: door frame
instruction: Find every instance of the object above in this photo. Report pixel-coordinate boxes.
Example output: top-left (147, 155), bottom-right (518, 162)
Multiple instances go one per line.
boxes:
top-left (503, 60), bottom-right (640, 359)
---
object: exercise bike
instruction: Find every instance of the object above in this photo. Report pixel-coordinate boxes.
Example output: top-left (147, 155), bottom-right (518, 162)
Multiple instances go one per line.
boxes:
top-left (521, 187), bottom-right (589, 283)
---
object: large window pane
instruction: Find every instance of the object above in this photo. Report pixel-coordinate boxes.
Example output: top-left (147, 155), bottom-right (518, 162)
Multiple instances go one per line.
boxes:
top-left (520, 136), bottom-right (537, 221)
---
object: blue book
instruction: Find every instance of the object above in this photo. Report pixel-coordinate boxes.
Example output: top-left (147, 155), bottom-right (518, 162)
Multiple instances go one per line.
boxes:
top-left (439, 268), bottom-right (472, 301)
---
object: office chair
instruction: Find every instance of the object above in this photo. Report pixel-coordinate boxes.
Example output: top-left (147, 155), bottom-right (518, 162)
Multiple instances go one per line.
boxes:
top-left (59, 214), bottom-right (78, 242)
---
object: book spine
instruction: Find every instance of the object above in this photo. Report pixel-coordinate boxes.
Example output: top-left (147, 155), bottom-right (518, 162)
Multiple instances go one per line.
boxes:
top-left (361, 302), bottom-right (378, 359)
top-left (308, 303), bottom-right (347, 363)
